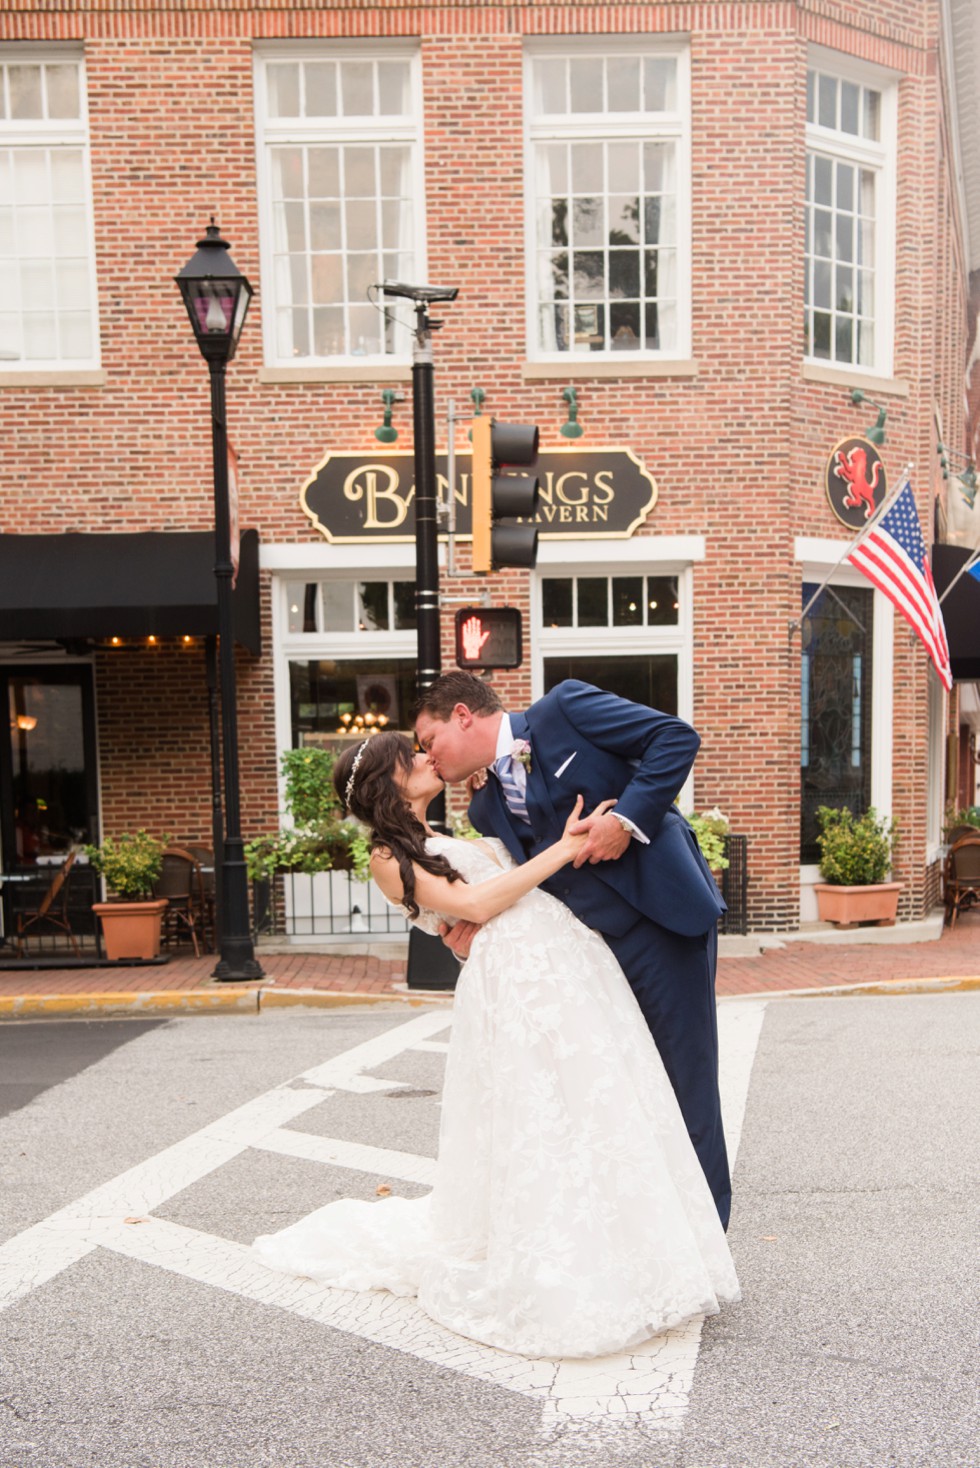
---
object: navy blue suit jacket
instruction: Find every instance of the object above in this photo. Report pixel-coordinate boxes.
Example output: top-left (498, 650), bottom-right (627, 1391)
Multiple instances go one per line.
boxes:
top-left (468, 681), bottom-right (725, 940)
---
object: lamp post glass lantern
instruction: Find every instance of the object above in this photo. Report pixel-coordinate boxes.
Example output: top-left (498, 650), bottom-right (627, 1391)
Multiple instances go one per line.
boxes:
top-left (176, 220), bottom-right (252, 361)
top-left (175, 222), bottom-right (262, 981)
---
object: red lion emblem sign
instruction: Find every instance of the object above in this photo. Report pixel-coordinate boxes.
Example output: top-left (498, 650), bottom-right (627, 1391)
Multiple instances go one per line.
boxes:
top-left (825, 436), bottom-right (887, 530)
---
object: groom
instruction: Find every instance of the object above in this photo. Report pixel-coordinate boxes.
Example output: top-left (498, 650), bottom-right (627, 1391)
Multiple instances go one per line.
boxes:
top-left (415, 671), bottom-right (731, 1228)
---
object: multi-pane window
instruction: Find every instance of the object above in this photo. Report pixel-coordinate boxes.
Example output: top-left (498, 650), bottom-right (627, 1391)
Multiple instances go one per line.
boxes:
top-left (281, 576), bottom-right (417, 746)
top-left (285, 578), bottom-right (416, 635)
top-left (538, 571), bottom-right (684, 718)
top-left (800, 582), bottom-right (874, 863)
top-left (526, 44), bottom-right (689, 358)
top-left (256, 48), bottom-right (421, 364)
top-left (0, 54), bottom-right (98, 368)
top-left (542, 575), bottom-right (678, 628)
top-left (804, 64), bottom-right (892, 372)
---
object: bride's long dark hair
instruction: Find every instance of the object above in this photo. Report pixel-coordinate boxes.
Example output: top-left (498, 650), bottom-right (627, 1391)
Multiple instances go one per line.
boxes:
top-left (332, 732), bottom-right (462, 919)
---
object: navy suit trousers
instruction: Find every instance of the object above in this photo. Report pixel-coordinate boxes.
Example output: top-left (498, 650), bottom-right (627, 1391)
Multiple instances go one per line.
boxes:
top-left (605, 917), bottom-right (731, 1230)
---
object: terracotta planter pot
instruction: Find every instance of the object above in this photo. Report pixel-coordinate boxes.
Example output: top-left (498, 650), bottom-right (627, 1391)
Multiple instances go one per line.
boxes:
top-left (92, 899), bottom-right (168, 961)
top-left (813, 881), bottom-right (902, 929)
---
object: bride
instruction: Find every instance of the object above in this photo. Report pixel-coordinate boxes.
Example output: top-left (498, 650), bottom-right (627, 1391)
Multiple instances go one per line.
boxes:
top-left (253, 731), bottom-right (739, 1360)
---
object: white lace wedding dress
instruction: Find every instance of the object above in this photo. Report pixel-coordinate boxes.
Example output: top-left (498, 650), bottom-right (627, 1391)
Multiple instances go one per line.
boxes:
top-left (253, 835), bottom-right (739, 1359)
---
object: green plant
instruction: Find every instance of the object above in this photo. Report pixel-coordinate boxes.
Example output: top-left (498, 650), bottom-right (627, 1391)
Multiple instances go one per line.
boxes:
top-left (944, 804), bottom-right (980, 836)
top-left (683, 805), bottom-right (730, 871)
top-left (815, 806), bottom-right (896, 886)
top-left (345, 822), bottom-right (372, 882)
top-left (244, 746), bottom-right (369, 883)
top-left (281, 747), bottom-right (342, 826)
top-left (85, 830), bottom-right (164, 900)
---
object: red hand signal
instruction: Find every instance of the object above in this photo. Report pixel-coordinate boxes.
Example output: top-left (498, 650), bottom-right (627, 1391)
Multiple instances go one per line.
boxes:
top-left (460, 615), bottom-right (492, 661)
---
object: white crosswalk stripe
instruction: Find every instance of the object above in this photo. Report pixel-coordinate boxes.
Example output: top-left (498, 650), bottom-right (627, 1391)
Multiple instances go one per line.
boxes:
top-left (0, 1000), bottom-right (766, 1427)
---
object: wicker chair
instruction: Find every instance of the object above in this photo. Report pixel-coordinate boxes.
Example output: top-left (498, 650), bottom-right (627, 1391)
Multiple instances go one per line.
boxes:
top-left (177, 843), bottom-right (216, 951)
top-left (943, 836), bottom-right (980, 927)
top-left (154, 847), bottom-right (205, 956)
top-left (15, 850), bottom-right (81, 958)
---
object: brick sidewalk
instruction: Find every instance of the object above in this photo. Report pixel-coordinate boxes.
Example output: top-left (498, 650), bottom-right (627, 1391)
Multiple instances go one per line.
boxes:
top-left (0, 910), bottom-right (976, 1006)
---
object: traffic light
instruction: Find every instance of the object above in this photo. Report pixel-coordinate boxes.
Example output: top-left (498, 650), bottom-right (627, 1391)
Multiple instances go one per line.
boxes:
top-left (454, 606), bottom-right (523, 669)
top-left (471, 416), bottom-right (540, 573)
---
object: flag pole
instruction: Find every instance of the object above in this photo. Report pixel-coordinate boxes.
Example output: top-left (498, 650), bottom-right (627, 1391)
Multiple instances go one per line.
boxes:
top-left (789, 463), bottom-right (912, 643)
top-left (936, 541), bottom-right (980, 606)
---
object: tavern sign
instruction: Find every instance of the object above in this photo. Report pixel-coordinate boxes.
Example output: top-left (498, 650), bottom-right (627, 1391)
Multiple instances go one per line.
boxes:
top-left (300, 447), bottom-right (658, 543)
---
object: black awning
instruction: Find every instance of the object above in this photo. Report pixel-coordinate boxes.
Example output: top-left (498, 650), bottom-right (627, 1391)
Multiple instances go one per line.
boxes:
top-left (0, 529), bottom-right (261, 656)
top-left (933, 543), bottom-right (980, 682)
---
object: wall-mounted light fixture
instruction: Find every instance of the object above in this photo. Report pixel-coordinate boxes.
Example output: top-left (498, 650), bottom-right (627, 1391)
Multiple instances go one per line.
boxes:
top-left (560, 385), bottom-right (584, 439)
top-left (937, 441), bottom-right (978, 510)
top-left (850, 388), bottom-right (886, 445)
top-left (467, 386), bottom-right (486, 442)
top-left (374, 388), bottom-right (402, 443)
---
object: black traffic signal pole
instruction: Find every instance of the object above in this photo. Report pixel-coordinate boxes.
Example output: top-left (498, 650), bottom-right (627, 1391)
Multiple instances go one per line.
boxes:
top-left (404, 296), bottom-right (458, 989)
top-left (411, 299), bottom-right (441, 709)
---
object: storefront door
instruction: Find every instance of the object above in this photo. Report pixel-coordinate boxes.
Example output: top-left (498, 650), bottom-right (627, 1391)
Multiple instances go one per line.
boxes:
top-left (0, 665), bottom-right (100, 873)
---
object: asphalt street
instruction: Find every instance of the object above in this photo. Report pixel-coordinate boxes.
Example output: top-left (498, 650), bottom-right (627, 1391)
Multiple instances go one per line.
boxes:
top-left (0, 996), bottom-right (976, 1468)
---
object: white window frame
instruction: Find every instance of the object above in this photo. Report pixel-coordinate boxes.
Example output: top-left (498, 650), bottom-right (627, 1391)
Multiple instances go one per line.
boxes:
top-left (804, 45), bottom-right (898, 381)
top-left (269, 553), bottom-right (418, 816)
top-left (796, 538), bottom-right (895, 921)
top-left (0, 46), bottom-right (100, 373)
top-left (523, 36), bottom-right (692, 364)
top-left (531, 549), bottom-right (696, 808)
top-left (253, 41), bottom-right (425, 370)
top-left (926, 669), bottom-right (946, 862)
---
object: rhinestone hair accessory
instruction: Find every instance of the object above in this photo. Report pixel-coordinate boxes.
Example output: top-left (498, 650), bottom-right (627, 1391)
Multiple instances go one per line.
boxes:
top-left (344, 739), bottom-right (371, 809)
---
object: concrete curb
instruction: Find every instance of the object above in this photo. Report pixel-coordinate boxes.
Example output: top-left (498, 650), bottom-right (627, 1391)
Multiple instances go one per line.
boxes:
top-left (260, 986), bottom-right (453, 1011)
top-left (719, 974), bottom-right (980, 1001)
top-left (0, 985), bottom-right (455, 1020)
top-left (0, 989), bottom-right (261, 1019)
top-left (1, 974), bottom-right (978, 1019)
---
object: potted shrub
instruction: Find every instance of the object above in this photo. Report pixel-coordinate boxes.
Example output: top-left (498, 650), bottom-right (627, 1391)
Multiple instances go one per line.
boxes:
top-left (813, 806), bottom-right (901, 927)
top-left (244, 747), bottom-right (372, 883)
top-left (86, 830), bottom-right (168, 960)
top-left (683, 805), bottom-right (730, 875)
top-left (244, 747), bottom-right (373, 937)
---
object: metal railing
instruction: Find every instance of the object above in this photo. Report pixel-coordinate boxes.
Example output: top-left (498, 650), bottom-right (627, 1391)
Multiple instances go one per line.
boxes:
top-left (253, 836), bottom-right (750, 943)
top-left (719, 834), bottom-right (748, 935)
top-left (252, 868), bottom-right (410, 942)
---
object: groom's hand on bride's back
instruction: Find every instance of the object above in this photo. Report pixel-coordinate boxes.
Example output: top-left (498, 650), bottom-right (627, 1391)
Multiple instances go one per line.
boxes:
top-left (440, 919), bottom-right (482, 961)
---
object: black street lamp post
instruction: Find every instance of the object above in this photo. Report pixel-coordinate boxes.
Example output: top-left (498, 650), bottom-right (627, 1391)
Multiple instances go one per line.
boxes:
top-left (176, 221), bottom-right (263, 982)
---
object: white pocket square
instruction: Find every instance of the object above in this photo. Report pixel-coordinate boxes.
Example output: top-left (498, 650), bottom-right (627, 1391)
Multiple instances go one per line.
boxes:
top-left (553, 751), bottom-right (578, 778)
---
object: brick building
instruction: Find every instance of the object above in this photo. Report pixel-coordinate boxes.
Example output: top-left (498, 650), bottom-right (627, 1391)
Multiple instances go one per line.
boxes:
top-left (1, 0), bottom-right (979, 937)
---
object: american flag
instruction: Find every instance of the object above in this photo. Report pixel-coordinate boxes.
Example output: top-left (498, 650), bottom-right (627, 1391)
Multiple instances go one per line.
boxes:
top-left (848, 480), bottom-right (952, 690)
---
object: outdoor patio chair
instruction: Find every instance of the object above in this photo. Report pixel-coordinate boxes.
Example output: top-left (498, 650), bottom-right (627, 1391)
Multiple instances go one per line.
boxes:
top-left (15, 850), bottom-right (81, 958)
top-left (154, 847), bottom-right (205, 957)
top-left (943, 835), bottom-right (980, 927)
top-left (178, 843), bottom-right (216, 951)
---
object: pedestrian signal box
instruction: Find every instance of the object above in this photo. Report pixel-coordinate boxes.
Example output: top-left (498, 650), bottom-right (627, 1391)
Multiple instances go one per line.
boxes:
top-left (454, 607), bottom-right (523, 670)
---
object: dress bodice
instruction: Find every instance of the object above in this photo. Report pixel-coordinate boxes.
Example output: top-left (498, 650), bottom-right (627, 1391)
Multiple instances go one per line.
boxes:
top-left (408, 836), bottom-right (516, 937)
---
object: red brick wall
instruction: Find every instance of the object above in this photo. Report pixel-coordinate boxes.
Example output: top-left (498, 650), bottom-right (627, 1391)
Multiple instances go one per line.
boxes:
top-left (0, 0), bottom-right (970, 929)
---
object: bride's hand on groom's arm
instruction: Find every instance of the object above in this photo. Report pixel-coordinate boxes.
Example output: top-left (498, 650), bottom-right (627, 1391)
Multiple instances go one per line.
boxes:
top-left (559, 795), bottom-right (594, 862)
top-left (568, 799), bottom-right (631, 867)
